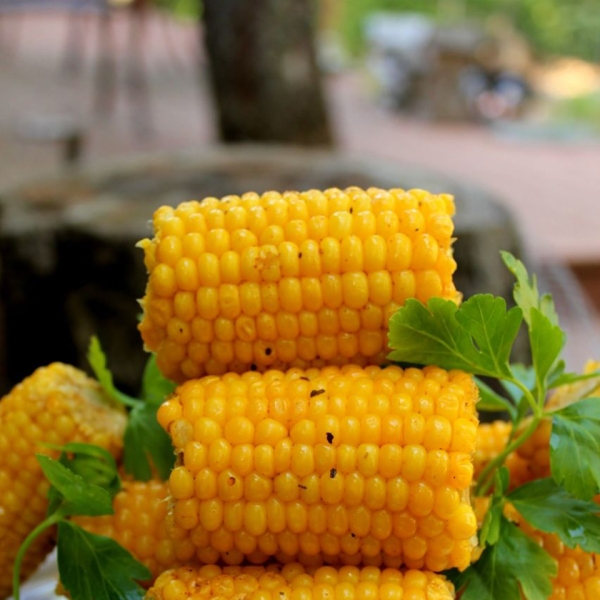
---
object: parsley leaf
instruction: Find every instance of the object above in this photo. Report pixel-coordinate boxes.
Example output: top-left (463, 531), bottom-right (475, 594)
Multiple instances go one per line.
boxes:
top-left (450, 515), bottom-right (556, 600)
top-left (58, 521), bottom-right (150, 600)
top-left (501, 251), bottom-right (559, 326)
top-left (87, 336), bottom-right (176, 481)
top-left (530, 308), bottom-right (565, 395)
top-left (475, 378), bottom-right (517, 420)
top-left (124, 401), bottom-right (175, 481)
top-left (548, 368), bottom-right (600, 392)
top-left (510, 478), bottom-right (600, 553)
top-left (479, 468), bottom-right (509, 547)
top-left (550, 397), bottom-right (600, 500)
top-left (141, 354), bottom-right (177, 406)
top-left (387, 295), bottom-right (522, 379)
top-left (54, 443), bottom-right (121, 500)
top-left (87, 336), bottom-right (138, 408)
top-left (37, 454), bottom-right (114, 518)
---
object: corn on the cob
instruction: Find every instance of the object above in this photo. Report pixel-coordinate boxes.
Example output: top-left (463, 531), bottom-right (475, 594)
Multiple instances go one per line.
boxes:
top-left (138, 187), bottom-right (459, 382)
top-left (145, 564), bottom-right (456, 600)
top-left (74, 480), bottom-right (195, 584)
top-left (158, 364), bottom-right (479, 571)
top-left (0, 363), bottom-right (127, 598)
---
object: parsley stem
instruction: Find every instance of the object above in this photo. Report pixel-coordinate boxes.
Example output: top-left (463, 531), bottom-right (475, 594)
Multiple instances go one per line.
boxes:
top-left (476, 415), bottom-right (541, 496)
top-left (12, 513), bottom-right (61, 600)
top-left (510, 377), bottom-right (542, 417)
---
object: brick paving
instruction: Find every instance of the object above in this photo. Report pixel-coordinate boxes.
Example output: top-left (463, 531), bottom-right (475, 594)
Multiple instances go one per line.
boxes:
top-left (0, 11), bottom-right (599, 367)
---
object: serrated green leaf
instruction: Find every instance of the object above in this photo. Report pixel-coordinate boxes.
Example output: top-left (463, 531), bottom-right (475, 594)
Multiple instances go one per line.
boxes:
top-left (57, 443), bottom-right (121, 500)
top-left (501, 251), bottom-right (559, 327)
top-left (141, 354), bottom-right (177, 407)
top-left (87, 336), bottom-right (138, 408)
top-left (476, 378), bottom-right (517, 420)
top-left (530, 308), bottom-right (565, 394)
top-left (550, 397), bottom-right (600, 500)
top-left (455, 295), bottom-right (522, 378)
top-left (479, 501), bottom-right (503, 547)
top-left (123, 402), bottom-right (175, 481)
top-left (450, 516), bottom-right (556, 600)
top-left (387, 296), bottom-right (522, 379)
top-left (501, 364), bottom-right (536, 423)
top-left (510, 478), bottom-right (600, 553)
top-left (479, 468), bottom-right (509, 547)
top-left (57, 521), bottom-right (150, 600)
top-left (37, 455), bottom-right (114, 518)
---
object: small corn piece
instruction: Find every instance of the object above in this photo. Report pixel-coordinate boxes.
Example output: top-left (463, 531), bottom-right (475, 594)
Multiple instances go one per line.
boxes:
top-left (145, 564), bottom-right (456, 600)
top-left (507, 506), bottom-right (600, 600)
top-left (158, 364), bottom-right (479, 571)
top-left (0, 363), bottom-right (127, 599)
top-left (74, 480), bottom-right (194, 584)
top-left (138, 187), bottom-right (459, 382)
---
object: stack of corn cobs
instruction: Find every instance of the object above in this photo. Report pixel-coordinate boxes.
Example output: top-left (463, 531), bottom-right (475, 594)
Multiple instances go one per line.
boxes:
top-left (1, 187), bottom-right (599, 600)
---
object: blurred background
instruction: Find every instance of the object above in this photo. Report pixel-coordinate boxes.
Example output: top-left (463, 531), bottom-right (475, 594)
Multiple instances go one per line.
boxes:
top-left (0, 0), bottom-right (599, 393)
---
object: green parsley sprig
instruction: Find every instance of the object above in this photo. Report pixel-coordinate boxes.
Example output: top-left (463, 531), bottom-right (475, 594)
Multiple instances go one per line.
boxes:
top-left (87, 337), bottom-right (177, 481)
top-left (388, 251), bottom-right (600, 600)
top-left (12, 444), bottom-right (150, 600)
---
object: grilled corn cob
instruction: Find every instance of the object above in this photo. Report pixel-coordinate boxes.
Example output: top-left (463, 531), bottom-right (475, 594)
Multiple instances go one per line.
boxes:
top-left (0, 363), bottom-right (127, 598)
top-left (146, 564), bottom-right (456, 600)
top-left (138, 187), bottom-right (459, 382)
top-left (158, 364), bottom-right (479, 571)
top-left (74, 480), bottom-right (194, 584)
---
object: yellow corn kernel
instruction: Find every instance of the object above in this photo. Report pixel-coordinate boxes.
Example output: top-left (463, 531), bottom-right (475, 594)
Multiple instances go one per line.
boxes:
top-left (145, 564), bottom-right (454, 600)
top-left (159, 364), bottom-right (478, 570)
top-left (75, 480), bottom-right (195, 585)
top-left (139, 188), bottom-right (459, 382)
top-left (0, 364), bottom-right (127, 597)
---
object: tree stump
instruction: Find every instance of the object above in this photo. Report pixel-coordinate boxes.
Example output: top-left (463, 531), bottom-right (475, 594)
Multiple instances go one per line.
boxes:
top-left (0, 146), bottom-right (525, 394)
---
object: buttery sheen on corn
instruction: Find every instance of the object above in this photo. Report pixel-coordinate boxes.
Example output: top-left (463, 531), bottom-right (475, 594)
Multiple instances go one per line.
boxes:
top-left (145, 564), bottom-right (455, 600)
top-left (158, 364), bottom-right (479, 571)
top-left (0, 363), bottom-right (127, 598)
top-left (74, 480), bottom-right (194, 583)
top-left (138, 187), bottom-right (458, 382)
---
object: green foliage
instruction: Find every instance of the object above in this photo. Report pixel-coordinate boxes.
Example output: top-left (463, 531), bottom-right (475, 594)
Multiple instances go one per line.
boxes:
top-left (338, 0), bottom-right (600, 61)
top-left (88, 337), bottom-right (177, 481)
top-left (389, 251), bottom-right (600, 597)
top-left (448, 515), bottom-right (556, 600)
top-left (155, 0), bottom-right (201, 20)
top-left (509, 478), bottom-right (600, 552)
top-left (13, 446), bottom-right (150, 600)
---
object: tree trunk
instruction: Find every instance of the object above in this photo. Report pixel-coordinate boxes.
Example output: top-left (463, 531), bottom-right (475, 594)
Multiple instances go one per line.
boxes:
top-left (202, 0), bottom-right (333, 146)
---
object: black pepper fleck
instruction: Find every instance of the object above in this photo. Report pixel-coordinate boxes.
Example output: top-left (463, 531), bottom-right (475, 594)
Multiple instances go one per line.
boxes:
top-left (298, 484), bottom-right (307, 490)
top-left (265, 347), bottom-right (272, 356)
top-left (310, 389), bottom-right (325, 398)
top-left (250, 363), bottom-right (257, 371)
top-left (330, 468), bottom-right (337, 478)
top-left (326, 432), bottom-right (334, 444)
